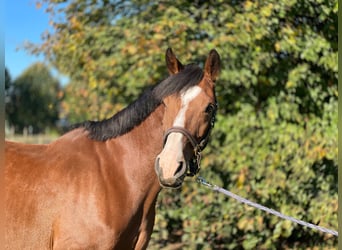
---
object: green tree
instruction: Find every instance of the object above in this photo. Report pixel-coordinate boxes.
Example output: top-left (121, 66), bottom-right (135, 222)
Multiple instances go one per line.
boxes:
top-left (6, 63), bottom-right (61, 134)
top-left (29, 0), bottom-right (337, 248)
top-left (5, 68), bottom-right (12, 112)
top-left (5, 67), bottom-right (11, 91)
top-left (30, 0), bottom-right (337, 120)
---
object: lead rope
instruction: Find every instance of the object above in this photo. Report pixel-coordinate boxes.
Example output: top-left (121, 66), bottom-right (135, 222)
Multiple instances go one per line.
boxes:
top-left (197, 177), bottom-right (338, 236)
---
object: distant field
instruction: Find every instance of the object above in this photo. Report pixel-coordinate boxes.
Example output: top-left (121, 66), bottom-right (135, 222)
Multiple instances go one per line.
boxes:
top-left (5, 134), bottom-right (60, 144)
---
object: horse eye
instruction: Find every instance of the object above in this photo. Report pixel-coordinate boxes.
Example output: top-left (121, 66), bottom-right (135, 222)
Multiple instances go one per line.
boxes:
top-left (205, 103), bottom-right (216, 114)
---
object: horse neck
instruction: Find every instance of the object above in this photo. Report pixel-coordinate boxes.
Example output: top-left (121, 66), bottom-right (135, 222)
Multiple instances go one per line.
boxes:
top-left (109, 104), bottom-right (165, 192)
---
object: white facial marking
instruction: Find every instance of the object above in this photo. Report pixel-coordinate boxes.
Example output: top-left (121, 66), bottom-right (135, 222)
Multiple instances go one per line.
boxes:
top-left (173, 86), bottom-right (202, 127)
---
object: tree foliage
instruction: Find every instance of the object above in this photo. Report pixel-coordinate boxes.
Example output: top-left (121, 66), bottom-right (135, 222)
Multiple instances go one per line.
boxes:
top-left (5, 68), bottom-right (11, 91)
top-left (6, 63), bottom-right (61, 134)
top-left (5, 68), bottom-right (12, 109)
top-left (30, 0), bottom-right (337, 248)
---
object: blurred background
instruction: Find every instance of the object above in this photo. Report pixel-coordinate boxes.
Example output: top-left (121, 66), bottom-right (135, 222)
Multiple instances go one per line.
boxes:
top-left (5, 0), bottom-right (337, 249)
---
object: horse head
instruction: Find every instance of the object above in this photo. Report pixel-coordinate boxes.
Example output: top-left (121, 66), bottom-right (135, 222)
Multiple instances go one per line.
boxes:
top-left (155, 48), bottom-right (221, 188)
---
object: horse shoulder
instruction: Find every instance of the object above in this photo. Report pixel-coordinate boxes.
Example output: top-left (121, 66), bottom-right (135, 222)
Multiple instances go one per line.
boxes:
top-left (46, 133), bottom-right (138, 248)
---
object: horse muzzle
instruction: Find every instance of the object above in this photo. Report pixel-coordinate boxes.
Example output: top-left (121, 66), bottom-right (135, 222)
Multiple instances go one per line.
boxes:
top-left (154, 157), bottom-right (187, 188)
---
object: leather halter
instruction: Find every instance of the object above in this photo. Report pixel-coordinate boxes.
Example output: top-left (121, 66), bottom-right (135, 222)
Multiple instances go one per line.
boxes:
top-left (162, 103), bottom-right (217, 176)
top-left (163, 127), bottom-right (202, 176)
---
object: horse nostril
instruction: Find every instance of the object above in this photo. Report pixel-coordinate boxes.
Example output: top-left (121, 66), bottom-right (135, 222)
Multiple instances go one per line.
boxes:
top-left (155, 157), bottom-right (161, 175)
top-left (174, 161), bottom-right (186, 177)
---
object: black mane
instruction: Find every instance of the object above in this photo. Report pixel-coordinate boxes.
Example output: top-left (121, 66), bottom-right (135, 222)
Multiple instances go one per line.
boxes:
top-left (73, 64), bottom-right (204, 141)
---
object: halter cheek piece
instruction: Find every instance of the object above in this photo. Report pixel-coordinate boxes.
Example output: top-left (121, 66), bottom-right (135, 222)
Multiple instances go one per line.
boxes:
top-left (162, 103), bottom-right (217, 177)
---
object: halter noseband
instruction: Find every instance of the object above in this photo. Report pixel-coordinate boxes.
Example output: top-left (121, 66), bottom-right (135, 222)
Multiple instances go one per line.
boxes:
top-left (162, 103), bottom-right (217, 177)
top-left (163, 127), bottom-right (202, 176)
top-left (162, 122), bottom-right (215, 177)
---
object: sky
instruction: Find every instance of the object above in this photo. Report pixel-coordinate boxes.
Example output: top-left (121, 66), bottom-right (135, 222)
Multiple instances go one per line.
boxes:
top-left (5, 0), bottom-right (67, 84)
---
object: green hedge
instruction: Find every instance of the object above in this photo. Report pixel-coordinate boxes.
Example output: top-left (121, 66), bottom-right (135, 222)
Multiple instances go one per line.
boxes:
top-left (150, 99), bottom-right (337, 249)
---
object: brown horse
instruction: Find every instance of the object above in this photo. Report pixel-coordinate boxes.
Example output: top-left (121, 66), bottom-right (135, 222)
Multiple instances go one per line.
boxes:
top-left (5, 48), bottom-right (221, 249)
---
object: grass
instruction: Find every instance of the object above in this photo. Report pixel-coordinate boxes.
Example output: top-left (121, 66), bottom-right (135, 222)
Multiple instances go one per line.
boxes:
top-left (5, 134), bottom-right (60, 144)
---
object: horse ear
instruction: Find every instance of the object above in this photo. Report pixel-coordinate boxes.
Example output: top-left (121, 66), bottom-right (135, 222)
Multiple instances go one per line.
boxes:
top-left (165, 48), bottom-right (184, 75)
top-left (204, 49), bottom-right (221, 82)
